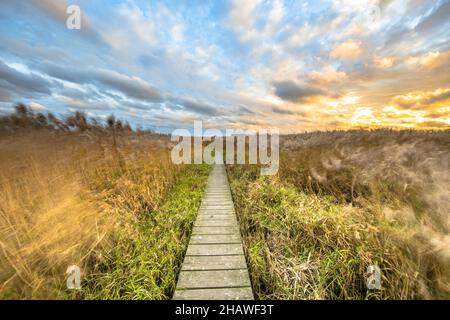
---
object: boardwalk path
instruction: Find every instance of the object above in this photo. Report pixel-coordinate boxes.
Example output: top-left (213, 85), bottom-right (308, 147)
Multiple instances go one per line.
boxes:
top-left (173, 164), bottom-right (253, 300)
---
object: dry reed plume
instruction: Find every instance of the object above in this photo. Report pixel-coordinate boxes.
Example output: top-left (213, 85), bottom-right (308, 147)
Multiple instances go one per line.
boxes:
top-left (228, 129), bottom-right (450, 299)
top-left (0, 105), bottom-right (178, 299)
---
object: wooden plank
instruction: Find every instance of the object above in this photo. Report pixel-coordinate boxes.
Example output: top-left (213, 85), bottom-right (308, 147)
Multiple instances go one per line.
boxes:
top-left (200, 207), bottom-right (234, 211)
top-left (176, 270), bottom-right (251, 289)
top-left (181, 255), bottom-right (247, 270)
top-left (173, 287), bottom-right (253, 300)
top-left (200, 204), bottom-right (234, 208)
top-left (198, 212), bottom-right (234, 217)
top-left (192, 226), bottom-right (239, 235)
top-left (186, 243), bottom-right (244, 256)
top-left (196, 217), bottom-right (236, 223)
top-left (198, 208), bottom-right (234, 213)
top-left (190, 234), bottom-right (241, 244)
top-left (195, 219), bottom-right (237, 227)
top-left (197, 213), bottom-right (234, 218)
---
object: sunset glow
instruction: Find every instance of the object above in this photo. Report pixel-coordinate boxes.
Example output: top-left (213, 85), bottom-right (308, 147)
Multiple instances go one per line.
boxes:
top-left (0, 0), bottom-right (449, 132)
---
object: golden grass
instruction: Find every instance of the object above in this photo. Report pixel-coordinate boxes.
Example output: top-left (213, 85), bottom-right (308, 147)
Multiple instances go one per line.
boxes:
top-left (227, 130), bottom-right (450, 299)
top-left (0, 129), bottom-right (176, 299)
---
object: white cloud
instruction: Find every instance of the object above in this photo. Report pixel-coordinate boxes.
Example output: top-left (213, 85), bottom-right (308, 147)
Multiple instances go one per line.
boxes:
top-left (29, 101), bottom-right (47, 111)
top-left (171, 23), bottom-right (184, 43)
top-left (228, 0), bottom-right (263, 42)
top-left (265, 0), bottom-right (284, 36)
top-left (102, 2), bottom-right (157, 49)
top-left (118, 3), bottom-right (156, 46)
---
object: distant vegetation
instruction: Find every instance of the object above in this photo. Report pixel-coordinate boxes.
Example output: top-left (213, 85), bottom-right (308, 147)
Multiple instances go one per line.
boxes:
top-left (0, 103), bottom-right (150, 134)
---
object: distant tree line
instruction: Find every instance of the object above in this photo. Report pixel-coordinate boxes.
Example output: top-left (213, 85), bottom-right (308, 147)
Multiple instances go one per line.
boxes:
top-left (0, 104), bottom-right (156, 135)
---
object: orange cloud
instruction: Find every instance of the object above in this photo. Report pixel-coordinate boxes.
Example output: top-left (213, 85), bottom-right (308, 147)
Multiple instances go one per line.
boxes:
top-left (392, 88), bottom-right (450, 110)
top-left (330, 41), bottom-right (363, 59)
top-left (374, 56), bottom-right (395, 69)
top-left (405, 51), bottom-right (450, 70)
top-left (308, 66), bottom-right (347, 84)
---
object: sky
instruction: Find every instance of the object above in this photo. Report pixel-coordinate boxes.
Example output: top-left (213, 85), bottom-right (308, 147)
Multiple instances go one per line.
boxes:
top-left (0, 0), bottom-right (449, 133)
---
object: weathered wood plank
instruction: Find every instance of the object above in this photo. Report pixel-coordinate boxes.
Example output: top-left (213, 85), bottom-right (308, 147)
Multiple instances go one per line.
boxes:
top-left (199, 208), bottom-right (233, 212)
top-left (194, 219), bottom-right (237, 227)
top-left (176, 270), bottom-right (251, 289)
top-left (196, 217), bottom-right (236, 224)
top-left (200, 205), bottom-right (234, 209)
top-left (197, 213), bottom-right (234, 218)
top-left (173, 287), bottom-right (253, 300)
top-left (181, 255), bottom-right (247, 270)
top-left (186, 243), bottom-right (244, 256)
top-left (190, 234), bottom-right (241, 244)
top-left (192, 226), bottom-right (239, 235)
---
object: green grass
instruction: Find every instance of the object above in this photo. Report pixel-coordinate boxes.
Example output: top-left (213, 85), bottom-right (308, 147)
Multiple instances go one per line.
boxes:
top-left (227, 164), bottom-right (438, 299)
top-left (226, 130), bottom-right (450, 300)
top-left (81, 164), bottom-right (210, 299)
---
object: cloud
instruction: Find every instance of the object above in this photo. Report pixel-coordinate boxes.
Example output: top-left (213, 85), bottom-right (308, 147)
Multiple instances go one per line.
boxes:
top-left (0, 0), bottom-right (449, 132)
top-left (42, 64), bottom-right (161, 102)
top-left (228, 0), bottom-right (263, 42)
top-left (272, 106), bottom-right (295, 115)
top-left (4, 0), bottom-right (100, 42)
top-left (273, 81), bottom-right (324, 103)
top-left (29, 101), bottom-right (47, 111)
top-left (308, 66), bottom-right (347, 84)
top-left (413, 1), bottom-right (450, 35)
top-left (29, 0), bottom-right (71, 22)
top-left (392, 88), bottom-right (450, 110)
top-left (330, 41), bottom-right (363, 59)
top-left (177, 97), bottom-right (221, 116)
top-left (264, 0), bottom-right (284, 36)
top-left (115, 2), bottom-right (156, 47)
top-left (0, 87), bottom-right (12, 102)
top-left (0, 36), bottom-right (70, 64)
top-left (405, 51), bottom-right (450, 70)
top-left (416, 120), bottom-right (450, 129)
top-left (235, 105), bottom-right (256, 115)
top-left (94, 69), bottom-right (161, 101)
top-left (373, 56), bottom-right (395, 69)
top-left (61, 96), bottom-right (110, 110)
top-left (0, 60), bottom-right (54, 98)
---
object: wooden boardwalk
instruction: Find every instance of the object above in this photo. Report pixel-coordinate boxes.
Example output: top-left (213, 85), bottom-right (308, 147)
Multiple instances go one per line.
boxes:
top-left (173, 164), bottom-right (253, 300)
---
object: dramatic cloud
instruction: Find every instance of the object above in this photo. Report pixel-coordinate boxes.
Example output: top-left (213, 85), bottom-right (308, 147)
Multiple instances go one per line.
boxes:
top-left (0, 60), bottom-right (54, 98)
top-left (0, 0), bottom-right (449, 132)
top-left (41, 64), bottom-right (161, 102)
top-left (392, 88), bottom-right (450, 110)
top-left (273, 81), bottom-right (324, 103)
